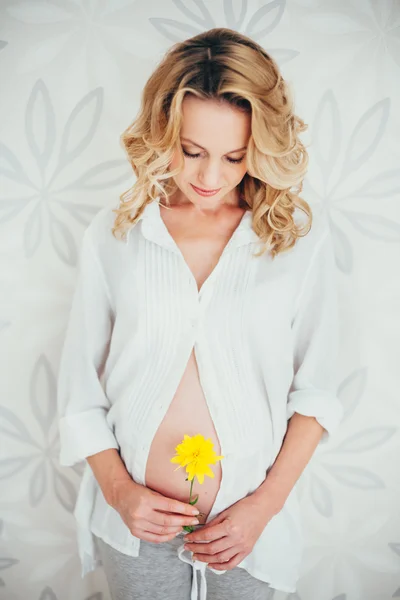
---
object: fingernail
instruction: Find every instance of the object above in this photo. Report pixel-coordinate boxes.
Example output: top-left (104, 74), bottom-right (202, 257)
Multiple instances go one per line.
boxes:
top-left (191, 519), bottom-right (199, 525)
top-left (192, 509), bottom-right (200, 515)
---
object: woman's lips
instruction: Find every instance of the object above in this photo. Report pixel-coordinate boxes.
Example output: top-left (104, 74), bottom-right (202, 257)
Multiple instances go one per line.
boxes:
top-left (191, 184), bottom-right (221, 196)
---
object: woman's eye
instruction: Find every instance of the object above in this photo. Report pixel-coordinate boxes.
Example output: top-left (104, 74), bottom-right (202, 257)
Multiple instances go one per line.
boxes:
top-left (182, 149), bottom-right (201, 159)
top-left (182, 149), bottom-right (244, 164)
top-left (227, 156), bottom-right (245, 164)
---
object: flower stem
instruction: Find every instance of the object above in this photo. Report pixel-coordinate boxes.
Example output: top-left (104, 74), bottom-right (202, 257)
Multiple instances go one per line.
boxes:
top-left (182, 478), bottom-right (197, 534)
top-left (189, 478), bottom-right (194, 503)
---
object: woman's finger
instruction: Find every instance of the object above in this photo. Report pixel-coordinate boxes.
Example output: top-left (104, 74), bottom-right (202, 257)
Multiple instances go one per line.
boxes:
top-left (185, 536), bottom-right (232, 557)
top-left (185, 519), bottom-right (228, 544)
top-left (144, 522), bottom-right (183, 535)
top-left (208, 551), bottom-right (246, 570)
top-left (150, 510), bottom-right (200, 528)
top-left (154, 495), bottom-right (201, 518)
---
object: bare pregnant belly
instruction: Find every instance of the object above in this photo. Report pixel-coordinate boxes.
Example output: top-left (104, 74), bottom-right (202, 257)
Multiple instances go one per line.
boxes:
top-left (144, 350), bottom-right (222, 525)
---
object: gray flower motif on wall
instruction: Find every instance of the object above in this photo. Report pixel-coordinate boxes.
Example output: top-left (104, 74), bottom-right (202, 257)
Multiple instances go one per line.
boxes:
top-left (0, 80), bottom-right (130, 266)
top-left (301, 1), bottom-right (400, 73)
top-left (389, 542), bottom-right (400, 598)
top-left (0, 519), bottom-right (19, 589)
top-left (0, 354), bottom-right (79, 512)
top-left (39, 587), bottom-right (57, 600)
top-left (37, 588), bottom-right (103, 600)
top-left (6, 512), bottom-right (88, 589)
top-left (150, 0), bottom-right (298, 64)
top-left (303, 91), bottom-right (400, 274)
top-left (301, 367), bottom-right (397, 518)
top-left (301, 507), bottom-right (399, 592)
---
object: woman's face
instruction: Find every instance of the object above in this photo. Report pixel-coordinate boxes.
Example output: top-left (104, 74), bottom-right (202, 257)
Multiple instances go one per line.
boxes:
top-left (169, 95), bottom-right (251, 208)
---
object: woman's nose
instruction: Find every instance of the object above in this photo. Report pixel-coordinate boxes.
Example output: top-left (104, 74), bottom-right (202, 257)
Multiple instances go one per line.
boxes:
top-left (197, 161), bottom-right (223, 188)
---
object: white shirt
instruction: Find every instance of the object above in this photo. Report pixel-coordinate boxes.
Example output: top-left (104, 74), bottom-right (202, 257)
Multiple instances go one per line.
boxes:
top-left (57, 197), bottom-right (344, 597)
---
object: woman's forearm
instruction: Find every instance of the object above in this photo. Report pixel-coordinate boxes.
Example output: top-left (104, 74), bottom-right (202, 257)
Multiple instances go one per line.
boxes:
top-left (86, 448), bottom-right (135, 507)
top-left (252, 412), bottom-right (325, 514)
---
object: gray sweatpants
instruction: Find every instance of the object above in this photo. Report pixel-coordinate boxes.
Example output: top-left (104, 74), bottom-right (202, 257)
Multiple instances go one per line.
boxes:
top-left (94, 532), bottom-right (275, 600)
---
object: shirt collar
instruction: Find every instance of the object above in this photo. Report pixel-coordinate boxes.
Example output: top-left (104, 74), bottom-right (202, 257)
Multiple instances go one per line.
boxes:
top-left (133, 197), bottom-right (260, 251)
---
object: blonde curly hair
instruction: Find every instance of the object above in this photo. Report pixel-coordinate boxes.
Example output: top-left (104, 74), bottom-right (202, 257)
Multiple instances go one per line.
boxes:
top-left (112, 27), bottom-right (312, 258)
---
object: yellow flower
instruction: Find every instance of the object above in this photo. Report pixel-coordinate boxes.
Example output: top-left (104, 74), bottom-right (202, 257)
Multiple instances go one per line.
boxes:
top-left (170, 434), bottom-right (224, 485)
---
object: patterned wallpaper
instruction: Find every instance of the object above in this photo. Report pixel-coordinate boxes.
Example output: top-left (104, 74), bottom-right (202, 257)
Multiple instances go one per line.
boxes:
top-left (1, 1), bottom-right (399, 600)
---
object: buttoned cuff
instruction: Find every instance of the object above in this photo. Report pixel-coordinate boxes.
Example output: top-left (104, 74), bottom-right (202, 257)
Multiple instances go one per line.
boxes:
top-left (286, 389), bottom-right (344, 442)
top-left (59, 408), bottom-right (119, 467)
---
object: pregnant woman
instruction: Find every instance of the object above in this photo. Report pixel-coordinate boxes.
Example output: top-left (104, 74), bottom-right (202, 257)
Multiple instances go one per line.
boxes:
top-left (57, 27), bottom-right (343, 600)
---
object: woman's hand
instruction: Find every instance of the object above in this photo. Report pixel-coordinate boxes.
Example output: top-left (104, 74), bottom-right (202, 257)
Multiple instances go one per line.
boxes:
top-left (182, 493), bottom-right (278, 570)
top-left (111, 479), bottom-right (201, 543)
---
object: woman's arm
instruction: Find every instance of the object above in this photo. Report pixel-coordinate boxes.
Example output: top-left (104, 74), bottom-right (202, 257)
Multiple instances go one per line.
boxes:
top-left (253, 224), bottom-right (344, 514)
top-left (86, 448), bottom-right (135, 507)
top-left (57, 227), bottom-right (119, 467)
top-left (251, 413), bottom-right (324, 514)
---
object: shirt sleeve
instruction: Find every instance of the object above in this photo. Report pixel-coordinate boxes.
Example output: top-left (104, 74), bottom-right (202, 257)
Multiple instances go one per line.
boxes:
top-left (56, 228), bottom-right (119, 467)
top-left (286, 226), bottom-right (344, 443)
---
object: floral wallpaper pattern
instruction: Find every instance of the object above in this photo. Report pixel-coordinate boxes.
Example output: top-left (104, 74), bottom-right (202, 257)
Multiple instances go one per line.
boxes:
top-left (1, 1), bottom-right (399, 599)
